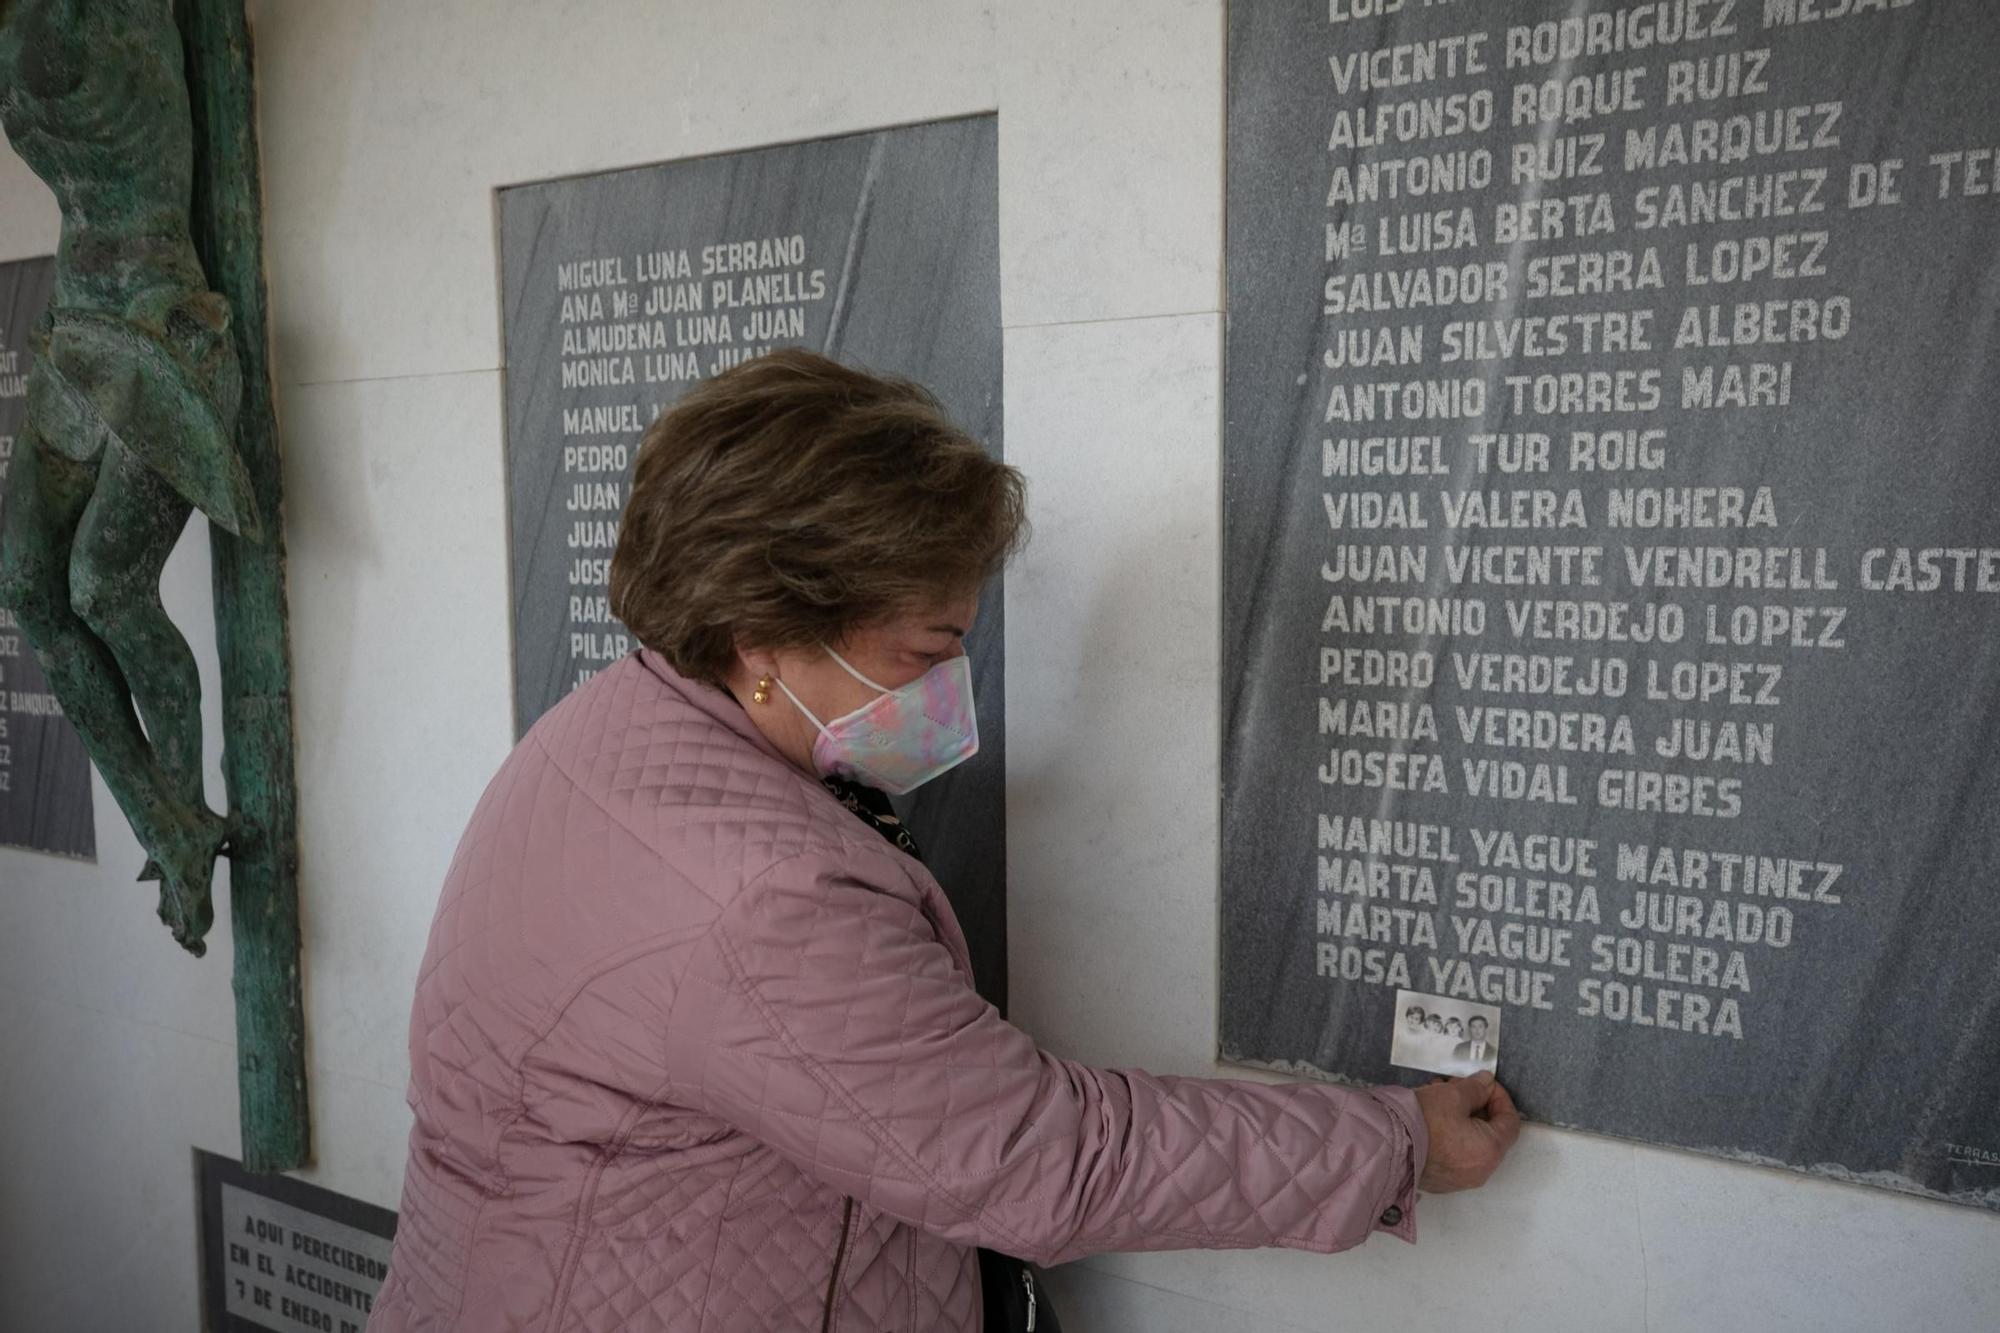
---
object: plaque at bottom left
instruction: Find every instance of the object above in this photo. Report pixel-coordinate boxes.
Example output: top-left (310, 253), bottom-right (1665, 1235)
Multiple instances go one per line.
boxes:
top-left (197, 1150), bottom-right (397, 1333)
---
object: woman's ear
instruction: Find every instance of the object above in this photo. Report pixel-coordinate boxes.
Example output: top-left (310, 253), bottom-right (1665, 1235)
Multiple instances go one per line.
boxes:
top-left (731, 636), bottom-right (777, 681)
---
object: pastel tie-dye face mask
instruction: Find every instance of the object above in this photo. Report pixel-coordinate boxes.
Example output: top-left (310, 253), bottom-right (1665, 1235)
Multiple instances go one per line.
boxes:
top-left (772, 645), bottom-right (978, 794)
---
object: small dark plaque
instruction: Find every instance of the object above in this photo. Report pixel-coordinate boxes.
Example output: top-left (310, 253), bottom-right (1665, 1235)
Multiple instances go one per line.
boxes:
top-left (497, 116), bottom-right (1010, 1006)
top-left (0, 254), bottom-right (95, 861)
top-left (197, 1150), bottom-right (397, 1333)
top-left (1222, 0), bottom-right (2000, 1210)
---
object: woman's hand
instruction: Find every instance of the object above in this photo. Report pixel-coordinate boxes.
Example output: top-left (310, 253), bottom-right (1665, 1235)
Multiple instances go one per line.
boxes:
top-left (1414, 1071), bottom-right (1520, 1193)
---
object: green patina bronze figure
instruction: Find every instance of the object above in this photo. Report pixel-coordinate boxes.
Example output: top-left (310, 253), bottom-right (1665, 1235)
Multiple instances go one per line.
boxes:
top-left (0, 0), bottom-right (257, 953)
top-left (0, 0), bottom-right (310, 1168)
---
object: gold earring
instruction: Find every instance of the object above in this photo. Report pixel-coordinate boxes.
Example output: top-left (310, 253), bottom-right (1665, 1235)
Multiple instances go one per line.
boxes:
top-left (752, 675), bottom-right (772, 705)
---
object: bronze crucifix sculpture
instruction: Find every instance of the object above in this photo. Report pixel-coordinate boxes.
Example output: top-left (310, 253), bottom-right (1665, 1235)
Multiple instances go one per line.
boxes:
top-left (0, 0), bottom-right (259, 952)
top-left (0, 0), bottom-right (309, 1170)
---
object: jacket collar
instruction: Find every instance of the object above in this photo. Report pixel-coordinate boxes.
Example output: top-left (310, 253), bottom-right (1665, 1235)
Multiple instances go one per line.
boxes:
top-left (632, 646), bottom-right (802, 773)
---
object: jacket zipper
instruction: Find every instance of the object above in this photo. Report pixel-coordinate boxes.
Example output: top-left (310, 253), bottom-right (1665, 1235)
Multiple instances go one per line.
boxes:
top-left (820, 1198), bottom-right (856, 1333)
top-left (1023, 1268), bottom-right (1037, 1331)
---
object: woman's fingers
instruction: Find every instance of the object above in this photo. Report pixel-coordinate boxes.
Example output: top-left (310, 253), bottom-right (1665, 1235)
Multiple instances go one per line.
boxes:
top-left (1480, 1078), bottom-right (1522, 1150)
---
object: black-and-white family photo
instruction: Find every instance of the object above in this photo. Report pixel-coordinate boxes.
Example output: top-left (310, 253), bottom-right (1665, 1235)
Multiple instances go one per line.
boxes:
top-left (1390, 990), bottom-right (1501, 1079)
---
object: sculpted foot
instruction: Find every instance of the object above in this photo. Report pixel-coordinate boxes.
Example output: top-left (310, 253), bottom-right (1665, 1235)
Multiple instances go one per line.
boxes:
top-left (151, 808), bottom-right (228, 956)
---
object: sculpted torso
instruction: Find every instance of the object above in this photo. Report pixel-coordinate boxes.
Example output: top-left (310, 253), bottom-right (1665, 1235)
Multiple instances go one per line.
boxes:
top-left (0, 0), bottom-right (208, 318)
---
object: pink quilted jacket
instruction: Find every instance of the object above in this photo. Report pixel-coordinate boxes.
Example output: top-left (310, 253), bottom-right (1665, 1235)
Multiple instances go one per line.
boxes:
top-left (369, 649), bottom-right (1426, 1332)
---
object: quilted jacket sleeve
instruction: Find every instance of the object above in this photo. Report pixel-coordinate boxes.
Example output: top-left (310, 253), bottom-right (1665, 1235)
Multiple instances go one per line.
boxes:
top-left (667, 848), bottom-right (1427, 1267)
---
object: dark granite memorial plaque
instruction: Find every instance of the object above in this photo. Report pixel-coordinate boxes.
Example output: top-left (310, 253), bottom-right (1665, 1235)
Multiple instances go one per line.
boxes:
top-left (1221, 1), bottom-right (2000, 1209)
top-left (197, 1150), bottom-right (396, 1333)
top-left (499, 116), bottom-right (1010, 1006)
top-left (0, 254), bottom-right (95, 861)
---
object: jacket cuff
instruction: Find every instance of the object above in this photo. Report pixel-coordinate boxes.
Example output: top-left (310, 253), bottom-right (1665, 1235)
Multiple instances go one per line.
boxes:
top-left (1365, 1085), bottom-right (1427, 1244)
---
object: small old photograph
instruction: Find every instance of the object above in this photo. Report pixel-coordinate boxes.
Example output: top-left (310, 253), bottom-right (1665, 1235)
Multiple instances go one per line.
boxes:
top-left (1390, 990), bottom-right (1501, 1078)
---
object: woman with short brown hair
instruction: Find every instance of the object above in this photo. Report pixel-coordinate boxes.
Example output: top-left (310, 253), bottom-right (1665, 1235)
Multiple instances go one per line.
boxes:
top-left (610, 349), bottom-right (1025, 690)
top-left (371, 349), bottom-right (1516, 1333)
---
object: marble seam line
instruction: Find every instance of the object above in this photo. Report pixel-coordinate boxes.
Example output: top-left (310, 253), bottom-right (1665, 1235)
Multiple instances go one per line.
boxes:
top-left (289, 365), bottom-right (500, 389)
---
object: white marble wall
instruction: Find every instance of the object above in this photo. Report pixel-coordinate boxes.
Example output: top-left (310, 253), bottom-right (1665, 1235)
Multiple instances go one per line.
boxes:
top-left (0, 2), bottom-right (1994, 1329)
top-left (0, 149), bottom-right (58, 264)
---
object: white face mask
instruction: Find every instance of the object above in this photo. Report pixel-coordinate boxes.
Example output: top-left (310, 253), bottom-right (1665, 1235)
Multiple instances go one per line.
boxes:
top-left (771, 645), bottom-right (979, 795)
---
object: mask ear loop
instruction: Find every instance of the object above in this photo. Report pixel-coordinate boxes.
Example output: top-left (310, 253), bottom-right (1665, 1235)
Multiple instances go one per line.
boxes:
top-left (769, 674), bottom-right (830, 733)
top-left (770, 647), bottom-right (896, 733)
top-left (822, 645), bottom-right (891, 694)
